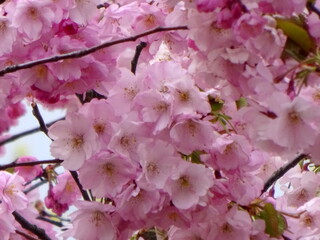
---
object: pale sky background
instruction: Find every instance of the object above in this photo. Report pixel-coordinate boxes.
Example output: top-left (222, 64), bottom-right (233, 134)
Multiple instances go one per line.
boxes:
top-left (1, 101), bottom-right (65, 165)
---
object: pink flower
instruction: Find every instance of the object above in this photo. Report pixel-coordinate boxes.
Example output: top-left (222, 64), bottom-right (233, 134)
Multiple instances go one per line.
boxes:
top-left (170, 118), bottom-right (215, 154)
top-left (79, 151), bottom-right (137, 198)
top-left (264, 94), bottom-right (320, 151)
top-left (69, 0), bottom-right (100, 25)
top-left (0, 207), bottom-right (15, 240)
top-left (0, 171), bottom-right (28, 212)
top-left (52, 172), bottom-right (81, 205)
top-left (15, 156), bottom-right (43, 182)
top-left (115, 184), bottom-right (162, 221)
top-left (49, 113), bottom-right (98, 170)
top-left (209, 206), bottom-right (252, 240)
top-left (63, 201), bottom-right (116, 240)
top-left (11, 0), bottom-right (55, 42)
top-left (0, 17), bottom-right (16, 55)
top-left (137, 140), bottom-right (180, 189)
top-left (165, 161), bottom-right (213, 209)
top-left (134, 90), bottom-right (173, 134)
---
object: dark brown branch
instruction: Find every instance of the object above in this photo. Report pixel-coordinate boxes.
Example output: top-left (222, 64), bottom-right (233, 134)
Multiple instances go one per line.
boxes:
top-left (13, 211), bottom-right (51, 240)
top-left (0, 159), bottom-right (63, 171)
top-left (0, 26), bottom-right (188, 77)
top-left (36, 216), bottom-right (63, 227)
top-left (131, 41), bottom-right (147, 74)
top-left (15, 230), bottom-right (39, 240)
top-left (31, 103), bottom-right (49, 137)
top-left (307, 2), bottom-right (320, 18)
top-left (69, 170), bottom-right (91, 201)
top-left (24, 180), bottom-right (48, 194)
top-left (261, 153), bottom-right (309, 194)
top-left (0, 117), bottom-right (64, 146)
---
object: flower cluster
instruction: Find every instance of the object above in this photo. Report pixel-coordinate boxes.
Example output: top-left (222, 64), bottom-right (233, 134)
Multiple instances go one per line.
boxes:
top-left (1, 0), bottom-right (320, 239)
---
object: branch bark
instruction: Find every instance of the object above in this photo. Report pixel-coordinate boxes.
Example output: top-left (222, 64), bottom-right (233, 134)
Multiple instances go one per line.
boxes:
top-left (261, 153), bottom-right (309, 194)
top-left (0, 26), bottom-right (188, 76)
top-left (0, 117), bottom-right (64, 146)
top-left (13, 211), bottom-right (51, 240)
top-left (131, 41), bottom-right (147, 74)
top-left (0, 159), bottom-right (63, 171)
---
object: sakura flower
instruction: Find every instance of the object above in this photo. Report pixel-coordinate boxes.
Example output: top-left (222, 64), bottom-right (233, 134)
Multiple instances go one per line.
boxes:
top-left (115, 184), bottom-right (162, 221)
top-left (11, 0), bottom-right (55, 42)
top-left (52, 172), bottom-right (81, 205)
top-left (164, 161), bottom-right (213, 209)
top-left (170, 118), bottom-right (215, 154)
top-left (264, 94), bottom-right (320, 151)
top-left (209, 206), bottom-right (252, 240)
top-left (79, 99), bottom-right (119, 148)
top-left (14, 156), bottom-right (43, 182)
top-left (69, 0), bottom-right (100, 25)
top-left (0, 207), bottom-right (15, 240)
top-left (134, 90), bottom-right (173, 134)
top-left (63, 201), bottom-right (116, 240)
top-left (79, 151), bottom-right (137, 198)
top-left (0, 17), bottom-right (16, 55)
top-left (0, 171), bottom-right (28, 212)
top-left (137, 140), bottom-right (181, 189)
top-left (49, 113), bottom-right (98, 170)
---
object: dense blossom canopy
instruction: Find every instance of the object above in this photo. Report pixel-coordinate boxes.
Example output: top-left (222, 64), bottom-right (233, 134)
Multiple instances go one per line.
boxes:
top-left (1, 0), bottom-right (320, 239)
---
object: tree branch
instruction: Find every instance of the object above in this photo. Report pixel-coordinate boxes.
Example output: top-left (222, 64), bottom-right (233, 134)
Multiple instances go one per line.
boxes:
top-left (0, 26), bottom-right (188, 77)
top-left (31, 103), bottom-right (49, 137)
top-left (0, 159), bottom-right (63, 171)
top-left (131, 41), bottom-right (147, 74)
top-left (69, 170), bottom-right (91, 201)
top-left (15, 230), bottom-right (39, 240)
top-left (0, 117), bottom-right (64, 146)
top-left (307, 1), bottom-right (320, 18)
top-left (261, 153), bottom-right (309, 194)
top-left (13, 211), bottom-right (51, 240)
top-left (24, 180), bottom-right (48, 194)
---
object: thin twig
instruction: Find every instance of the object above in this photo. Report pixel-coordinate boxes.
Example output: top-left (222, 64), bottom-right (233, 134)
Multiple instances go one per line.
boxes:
top-left (307, 2), bottom-right (320, 18)
top-left (131, 41), bottom-right (147, 74)
top-left (0, 117), bottom-right (64, 146)
top-left (261, 154), bottom-right (309, 194)
top-left (36, 216), bottom-right (63, 227)
top-left (0, 159), bottom-right (63, 171)
top-left (24, 180), bottom-right (48, 194)
top-left (15, 230), bottom-right (39, 240)
top-left (31, 103), bottom-right (49, 136)
top-left (13, 211), bottom-right (51, 240)
top-left (69, 170), bottom-right (91, 201)
top-left (0, 26), bottom-right (188, 77)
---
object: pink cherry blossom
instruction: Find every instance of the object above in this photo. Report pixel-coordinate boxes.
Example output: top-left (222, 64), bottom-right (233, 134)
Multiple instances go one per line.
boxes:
top-left (14, 156), bottom-right (43, 182)
top-left (49, 113), bottom-right (98, 170)
top-left (79, 151), bottom-right (137, 198)
top-left (0, 171), bottom-right (28, 212)
top-left (11, 0), bottom-right (55, 42)
top-left (63, 201), bottom-right (116, 240)
top-left (164, 161), bottom-right (213, 209)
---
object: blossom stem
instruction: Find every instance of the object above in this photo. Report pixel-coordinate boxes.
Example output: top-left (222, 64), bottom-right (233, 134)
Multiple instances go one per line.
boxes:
top-left (0, 159), bottom-right (63, 171)
top-left (15, 230), bottom-right (39, 240)
top-left (131, 41), bottom-right (147, 74)
top-left (261, 153), bottom-right (309, 194)
top-left (0, 117), bottom-right (64, 146)
top-left (69, 170), bottom-right (91, 201)
top-left (0, 26), bottom-right (188, 76)
top-left (31, 102), bottom-right (49, 137)
top-left (13, 211), bottom-right (51, 240)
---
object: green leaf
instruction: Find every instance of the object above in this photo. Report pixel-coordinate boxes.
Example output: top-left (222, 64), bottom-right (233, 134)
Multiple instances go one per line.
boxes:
top-left (257, 203), bottom-right (288, 238)
top-left (209, 96), bottom-right (224, 112)
top-left (276, 18), bottom-right (315, 53)
top-left (190, 150), bottom-right (203, 164)
top-left (236, 97), bottom-right (247, 110)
